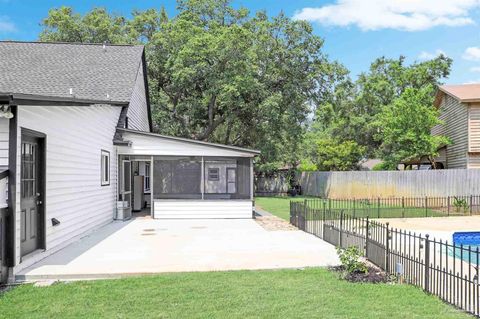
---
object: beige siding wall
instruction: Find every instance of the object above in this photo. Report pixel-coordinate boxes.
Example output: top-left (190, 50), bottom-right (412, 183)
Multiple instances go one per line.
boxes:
top-left (13, 104), bottom-right (121, 269)
top-left (469, 104), bottom-right (480, 152)
top-left (468, 154), bottom-right (480, 168)
top-left (126, 61), bottom-right (150, 132)
top-left (432, 95), bottom-right (469, 168)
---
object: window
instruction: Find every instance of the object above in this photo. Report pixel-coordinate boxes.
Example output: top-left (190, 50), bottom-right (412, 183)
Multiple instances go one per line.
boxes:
top-left (145, 162), bottom-right (150, 191)
top-left (208, 168), bottom-right (220, 181)
top-left (101, 150), bottom-right (110, 186)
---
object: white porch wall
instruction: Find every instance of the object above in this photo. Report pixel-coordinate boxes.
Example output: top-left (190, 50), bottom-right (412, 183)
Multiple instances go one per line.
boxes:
top-left (14, 104), bottom-right (121, 268)
top-left (153, 200), bottom-right (253, 219)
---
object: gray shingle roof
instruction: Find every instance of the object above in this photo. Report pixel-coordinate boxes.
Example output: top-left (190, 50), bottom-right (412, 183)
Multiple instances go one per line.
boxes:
top-left (0, 41), bottom-right (144, 103)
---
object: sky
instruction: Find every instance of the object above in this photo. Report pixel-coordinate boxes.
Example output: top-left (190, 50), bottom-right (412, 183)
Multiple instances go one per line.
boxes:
top-left (1, 0), bottom-right (480, 84)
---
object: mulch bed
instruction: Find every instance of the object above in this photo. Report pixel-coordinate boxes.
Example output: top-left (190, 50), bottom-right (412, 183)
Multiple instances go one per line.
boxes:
top-left (329, 264), bottom-right (393, 284)
top-left (255, 216), bottom-right (298, 231)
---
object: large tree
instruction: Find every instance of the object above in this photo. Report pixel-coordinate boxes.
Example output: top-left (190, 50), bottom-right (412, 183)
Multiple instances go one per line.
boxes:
top-left (313, 55), bottom-right (452, 156)
top-left (39, 1), bottom-right (341, 172)
top-left (375, 86), bottom-right (450, 169)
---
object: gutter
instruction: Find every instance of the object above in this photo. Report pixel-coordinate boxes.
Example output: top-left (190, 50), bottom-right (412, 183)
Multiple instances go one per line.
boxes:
top-left (0, 92), bottom-right (129, 107)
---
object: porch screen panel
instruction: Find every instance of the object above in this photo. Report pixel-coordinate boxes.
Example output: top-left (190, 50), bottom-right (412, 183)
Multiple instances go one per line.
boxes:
top-left (236, 157), bottom-right (251, 199)
top-left (203, 157), bottom-right (251, 200)
top-left (153, 157), bottom-right (202, 199)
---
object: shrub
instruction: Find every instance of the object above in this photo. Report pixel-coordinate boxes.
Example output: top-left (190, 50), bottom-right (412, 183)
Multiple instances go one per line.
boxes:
top-left (453, 197), bottom-right (469, 213)
top-left (372, 162), bottom-right (390, 171)
top-left (298, 159), bottom-right (317, 172)
top-left (336, 246), bottom-right (368, 275)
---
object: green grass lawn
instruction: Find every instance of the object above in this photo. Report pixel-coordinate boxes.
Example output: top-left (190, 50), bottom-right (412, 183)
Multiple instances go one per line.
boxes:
top-left (0, 268), bottom-right (472, 319)
top-left (255, 196), bottom-right (309, 220)
top-left (256, 196), bottom-right (448, 220)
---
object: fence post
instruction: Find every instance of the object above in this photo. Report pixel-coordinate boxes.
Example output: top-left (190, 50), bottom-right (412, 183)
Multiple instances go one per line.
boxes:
top-left (365, 217), bottom-right (369, 258)
top-left (402, 197), bottom-right (405, 218)
top-left (385, 222), bottom-right (390, 273)
top-left (424, 234), bottom-right (430, 292)
top-left (425, 196), bottom-right (428, 217)
top-left (470, 195), bottom-right (473, 215)
top-left (447, 196), bottom-right (450, 216)
top-left (377, 197), bottom-right (380, 218)
top-left (289, 201), bottom-right (292, 225)
top-left (353, 198), bottom-right (356, 218)
top-left (339, 211), bottom-right (344, 247)
top-left (328, 198), bottom-right (331, 212)
top-left (303, 199), bottom-right (307, 231)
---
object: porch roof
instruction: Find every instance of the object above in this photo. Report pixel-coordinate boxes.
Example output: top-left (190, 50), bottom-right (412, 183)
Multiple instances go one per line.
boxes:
top-left (115, 128), bottom-right (260, 157)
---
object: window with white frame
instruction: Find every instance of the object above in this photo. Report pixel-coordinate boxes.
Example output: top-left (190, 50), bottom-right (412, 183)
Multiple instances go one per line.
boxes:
top-left (101, 150), bottom-right (110, 186)
top-left (145, 162), bottom-right (150, 191)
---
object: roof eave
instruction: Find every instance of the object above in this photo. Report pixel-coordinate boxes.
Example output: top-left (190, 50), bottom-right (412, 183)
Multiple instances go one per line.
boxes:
top-left (117, 128), bottom-right (261, 155)
top-left (0, 92), bottom-right (129, 106)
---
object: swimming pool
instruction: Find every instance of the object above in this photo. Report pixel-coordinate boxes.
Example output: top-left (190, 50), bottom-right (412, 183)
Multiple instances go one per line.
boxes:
top-left (450, 232), bottom-right (480, 264)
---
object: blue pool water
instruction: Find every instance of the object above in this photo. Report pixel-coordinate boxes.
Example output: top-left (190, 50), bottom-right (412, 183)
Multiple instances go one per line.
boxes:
top-left (450, 232), bottom-right (480, 264)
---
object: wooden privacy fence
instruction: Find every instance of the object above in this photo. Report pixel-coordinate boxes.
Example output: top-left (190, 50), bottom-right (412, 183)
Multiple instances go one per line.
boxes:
top-left (298, 169), bottom-right (480, 198)
top-left (291, 201), bottom-right (480, 318)
top-left (255, 175), bottom-right (290, 196)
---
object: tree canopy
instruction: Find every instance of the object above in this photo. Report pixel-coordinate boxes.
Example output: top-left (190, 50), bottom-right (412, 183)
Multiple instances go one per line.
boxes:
top-left (301, 54), bottom-right (452, 171)
top-left (39, 0), bottom-right (343, 173)
top-left (39, 1), bottom-right (453, 172)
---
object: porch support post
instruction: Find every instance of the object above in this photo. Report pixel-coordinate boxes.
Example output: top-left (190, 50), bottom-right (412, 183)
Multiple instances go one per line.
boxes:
top-left (201, 156), bottom-right (204, 200)
top-left (250, 158), bottom-right (254, 200)
top-left (150, 156), bottom-right (154, 217)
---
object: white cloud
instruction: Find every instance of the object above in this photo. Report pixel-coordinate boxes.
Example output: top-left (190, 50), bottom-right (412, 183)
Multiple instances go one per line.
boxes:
top-left (293, 0), bottom-right (479, 31)
top-left (418, 49), bottom-right (446, 60)
top-left (463, 47), bottom-right (480, 61)
top-left (0, 16), bottom-right (16, 33)
top-left (470, 67), bottom-right (480, 72)
top-left (464, 79), bottom-right (480, 84)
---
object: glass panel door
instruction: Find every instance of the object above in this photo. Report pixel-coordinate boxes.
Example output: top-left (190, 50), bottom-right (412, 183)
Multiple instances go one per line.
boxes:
top-left (227, 168), bottom-right (236, 194)
top-left (122, 160), bottom-right (132, 208)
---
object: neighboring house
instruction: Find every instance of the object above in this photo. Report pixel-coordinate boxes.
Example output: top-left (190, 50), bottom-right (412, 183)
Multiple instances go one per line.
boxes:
top-left (428, 84), bottom-right (480, 169)
top-left (0, 41), bottom-right (258, 283)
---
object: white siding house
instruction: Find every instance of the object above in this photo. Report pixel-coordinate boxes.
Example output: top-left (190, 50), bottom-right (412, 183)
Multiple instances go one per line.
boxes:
top-left (0, 41), bottom-right (258, 282)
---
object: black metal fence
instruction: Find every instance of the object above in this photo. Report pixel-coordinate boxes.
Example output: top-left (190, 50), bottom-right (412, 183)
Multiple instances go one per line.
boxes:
top-left (291, 201), bottom-right (480, 317)
top-left (292, 196), bottom-right (480, 219)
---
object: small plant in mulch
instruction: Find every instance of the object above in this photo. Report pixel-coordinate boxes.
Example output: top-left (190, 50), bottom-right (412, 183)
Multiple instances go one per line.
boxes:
top-left (453, 197), bottom-right (469, 214)
top-left (332, 247), bottom-right (392, 283)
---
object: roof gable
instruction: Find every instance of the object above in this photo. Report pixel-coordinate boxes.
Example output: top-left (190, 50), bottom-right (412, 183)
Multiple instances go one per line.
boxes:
top-left (435, 84), bottom-right (480, 107)
top-left (0, 41), bottom-right (144, 103)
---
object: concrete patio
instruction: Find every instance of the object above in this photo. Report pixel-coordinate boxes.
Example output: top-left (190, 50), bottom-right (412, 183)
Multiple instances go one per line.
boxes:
top-left (17, 217), bottom-right (338, 281)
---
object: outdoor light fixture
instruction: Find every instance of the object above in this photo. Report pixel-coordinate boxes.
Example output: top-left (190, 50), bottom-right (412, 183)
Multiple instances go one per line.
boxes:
top-left (51, 218), bottom-right (60, 227)
top-left (0, 105), bottom-right (13, 119)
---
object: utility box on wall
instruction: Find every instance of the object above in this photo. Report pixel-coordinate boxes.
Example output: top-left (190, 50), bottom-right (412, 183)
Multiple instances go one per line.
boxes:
top-left (116, 201), bottom-right (132, 221)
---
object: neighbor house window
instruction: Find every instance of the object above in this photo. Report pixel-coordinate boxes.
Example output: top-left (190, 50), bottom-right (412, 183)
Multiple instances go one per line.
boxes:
top-left (101, 150), bottom-right (110, 186)
top-left (208, 168), bottom-right (220, 181)
top-left (145, 162), bottom-right (150, 192)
